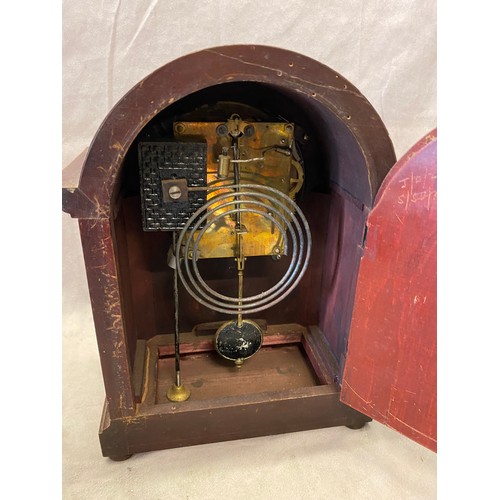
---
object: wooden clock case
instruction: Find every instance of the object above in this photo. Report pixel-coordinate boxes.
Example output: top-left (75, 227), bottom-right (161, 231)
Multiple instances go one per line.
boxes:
top-left (62, 45), bottom-right (436, 460)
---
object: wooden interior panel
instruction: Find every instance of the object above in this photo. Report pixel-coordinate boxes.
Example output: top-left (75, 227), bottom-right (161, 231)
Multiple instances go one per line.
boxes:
top-left (114, 189), bottom-right (347, 344)
top-left (156, 344), bottom-right (320, 402)
top-left (319, 183), bottom-right (367, 371)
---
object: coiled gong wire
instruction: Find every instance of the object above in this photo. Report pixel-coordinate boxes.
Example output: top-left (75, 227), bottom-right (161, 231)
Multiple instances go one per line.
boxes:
top-left (175, 183), bottom-right (311, 316)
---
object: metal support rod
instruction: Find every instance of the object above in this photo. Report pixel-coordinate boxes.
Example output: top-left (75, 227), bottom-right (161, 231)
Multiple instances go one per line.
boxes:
top-left (233, 139), bottom-right (244, 327)
top-left (167, 230), bottom-right (190, 402)
top-left (173, 231), bottom-right (181, 382)
top-left (236, 233), bottom-right (244, 327)
top-left (232, 143), bottom-right (242, 231)
top-left (237, 268), bottom-right (243, 327)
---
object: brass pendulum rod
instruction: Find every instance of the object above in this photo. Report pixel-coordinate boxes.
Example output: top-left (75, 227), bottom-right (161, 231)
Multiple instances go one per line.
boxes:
top-left (236, 233), bottom-right (244, 328)
top-left (234, 233), bottom-right (245, 368)
top-left (167, 230), bottom-right (190, 402)
top-left (233, 138), bottom-right (246, 367)
top-left (232, 141), bottom-right (244, 328)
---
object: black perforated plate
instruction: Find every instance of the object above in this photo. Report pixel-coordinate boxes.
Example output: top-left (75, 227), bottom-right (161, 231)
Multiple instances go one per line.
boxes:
top-left (138, 141), bottom-right (207, 231)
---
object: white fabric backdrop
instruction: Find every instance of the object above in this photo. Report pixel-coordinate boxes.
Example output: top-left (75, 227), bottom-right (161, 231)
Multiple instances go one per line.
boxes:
top-left (62, 0), bottom-right (436, 167)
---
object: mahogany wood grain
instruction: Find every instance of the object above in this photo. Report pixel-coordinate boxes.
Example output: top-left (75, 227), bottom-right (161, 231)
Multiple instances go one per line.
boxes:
top-left (79, 218), bottom-right (136, 419)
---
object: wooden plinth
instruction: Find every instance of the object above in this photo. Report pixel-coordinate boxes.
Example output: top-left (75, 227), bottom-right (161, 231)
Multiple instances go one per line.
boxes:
top-left (99, 324), bottom-right (370, 459)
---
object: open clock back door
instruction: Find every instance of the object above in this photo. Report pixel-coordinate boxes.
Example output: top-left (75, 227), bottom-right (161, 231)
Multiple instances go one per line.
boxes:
top-left (340, 130), bottom-right (437, 451)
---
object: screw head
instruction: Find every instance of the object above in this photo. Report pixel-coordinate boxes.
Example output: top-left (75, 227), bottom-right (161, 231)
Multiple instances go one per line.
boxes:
top-left (243, 125), bottom-right (255, 137)
top-left (216, 124), bottom-right (229, 136)
top-left (168, 185), bottom-right (182, 200)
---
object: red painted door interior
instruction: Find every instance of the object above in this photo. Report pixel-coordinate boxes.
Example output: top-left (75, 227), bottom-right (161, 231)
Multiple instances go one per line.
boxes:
top-left (340, 130), bottom-right (437, 451)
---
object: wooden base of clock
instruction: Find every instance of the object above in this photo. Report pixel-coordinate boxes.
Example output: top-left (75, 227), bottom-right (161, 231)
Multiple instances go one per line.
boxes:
top-left (99, 324), bottom-right (370, 460)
